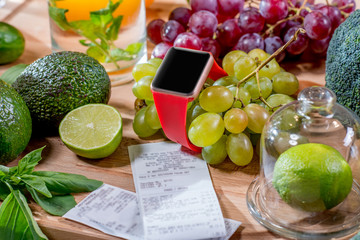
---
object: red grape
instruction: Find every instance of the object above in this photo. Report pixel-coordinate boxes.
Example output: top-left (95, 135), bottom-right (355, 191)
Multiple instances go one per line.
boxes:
top-left (304, 11), bottom-right (331, 40)
top-left (152, 42), bottom-right (172, 59)
top-left (238, 8), bottom-right (265, 33)
top-left (169, 7), bottom-right (192, 28)
top-left (309, 36), bottom-right (331, 54)
top-left (174, 32), bottom-right (203, 50)
top-left (332, 0), bottom-right (356, 13)
top-left (217, 19), bottom-right (243, 48)
top-left (188, 10), bottom-right (218, 38)
top-left (233, 33), bottom-right (264, 52)
top-left (146, 19), bottom-right (165, 45)
top-left (283, 26), bottom-right (309, 55)
top-left (318, 6), bottom-right (342, 32)
top-left (202, 38), bottom-right (221, 58)
top-left (190, 0), bottom-right (218, 14)
top-left (161, 20), bottom-right (185, 43)
top-left (217, 0), bottom-right (244, 18)
top-left (259, 0), bottom-right (288, 24)
top-left (264, 36), bottom-right (285, 62)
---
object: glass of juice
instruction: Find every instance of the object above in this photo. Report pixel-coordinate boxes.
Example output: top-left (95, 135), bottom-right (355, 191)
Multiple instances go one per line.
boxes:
top-left (48, 0), bottom-right (147, 84)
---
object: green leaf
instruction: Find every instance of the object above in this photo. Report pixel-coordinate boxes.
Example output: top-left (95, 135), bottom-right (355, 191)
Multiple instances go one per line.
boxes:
top-left (108, 0), bottom-right (123, 13)
top-left (0, 181), bottom-right (10, 201)
top-left (90, 8), bottom-right (113, 29)
top-left (79, 40), bottom-right (94, 47)
top-left (0, 165), bottom-right (9, 176)
top-left (31, 171), bottom-right (103, 194)
top-left (106, 15), bottom-right (123, 41)
top-left (69, 20), bottom-right (103, 42)
top-left (86, 46), bottom-right (106, 63)
top-left (27, 187), bottom-right (76, 217)
top-left (48, 6), bottom-right (72, 31)
top-left (0, 190), bottom-right (48, 240)
top-left (17, 146), bottom-right (46, 175)
top-left (21, 175), bottom-right (52, 198)
top-left (0, 64), bottom-right (28, 85)
top-left (107, 48), bottom-right (132, 62)
top-left (125, 42), bottom-right (143, 55)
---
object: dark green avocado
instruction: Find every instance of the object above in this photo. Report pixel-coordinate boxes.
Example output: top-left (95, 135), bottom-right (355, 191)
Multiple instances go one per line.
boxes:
top-left (0, 80), bottom-right (32, 164)
top-left (12, 51), bottom-right (111, 133)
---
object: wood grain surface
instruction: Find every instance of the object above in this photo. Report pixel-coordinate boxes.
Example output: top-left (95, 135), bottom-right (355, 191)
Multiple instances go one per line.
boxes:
top-left (0, 0), bottom-right (358, 239)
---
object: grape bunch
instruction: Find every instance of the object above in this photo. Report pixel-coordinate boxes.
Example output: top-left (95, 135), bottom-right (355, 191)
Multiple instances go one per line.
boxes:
top-left (146, 0), bottom-right (355, 63)
top-left (132, 46), bottom-right (299, 166)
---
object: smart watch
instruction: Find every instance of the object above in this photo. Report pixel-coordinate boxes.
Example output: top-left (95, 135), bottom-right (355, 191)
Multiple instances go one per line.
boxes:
top-left (150, 47), bottom-right (227, 152)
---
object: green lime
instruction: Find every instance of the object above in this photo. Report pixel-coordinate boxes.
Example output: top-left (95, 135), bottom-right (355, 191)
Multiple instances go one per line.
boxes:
top-left (59, 104), bottom-right (122, 159)
top-left (273, 143), bottom-right (353, 212)
top-left (0, 22), bottom-right (25, 64)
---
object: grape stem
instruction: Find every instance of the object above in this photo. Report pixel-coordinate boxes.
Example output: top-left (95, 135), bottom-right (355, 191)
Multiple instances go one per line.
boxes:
top-left (234, 28), bottom-right (306, 110)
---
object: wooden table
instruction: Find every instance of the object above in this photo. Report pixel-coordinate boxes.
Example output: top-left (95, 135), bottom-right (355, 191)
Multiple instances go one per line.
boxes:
top-left (0, 0), bottom-right (356, 239)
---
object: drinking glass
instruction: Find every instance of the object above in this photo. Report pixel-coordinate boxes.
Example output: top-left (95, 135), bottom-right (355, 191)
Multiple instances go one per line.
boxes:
top-left (48, 0), bottom-right (147, 84)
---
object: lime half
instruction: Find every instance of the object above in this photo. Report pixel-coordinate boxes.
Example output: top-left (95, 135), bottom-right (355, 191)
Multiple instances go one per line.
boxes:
top-left (59, 104), bottom-right (122, 159)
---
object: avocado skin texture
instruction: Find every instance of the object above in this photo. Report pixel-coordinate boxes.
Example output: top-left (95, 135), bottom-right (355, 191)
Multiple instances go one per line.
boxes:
top-left (0, 80), bottom-right (32, 164)
top-left (325, 10), bottom-right (360, 116)
top-left (12, 51), bottom-right (111, 134)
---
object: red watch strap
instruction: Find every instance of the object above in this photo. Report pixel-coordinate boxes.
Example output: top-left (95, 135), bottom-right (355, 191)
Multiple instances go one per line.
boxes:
top-left (208, 57), bottom-right (227, 80)
top-left (152, 91), bottom-right (202, 152)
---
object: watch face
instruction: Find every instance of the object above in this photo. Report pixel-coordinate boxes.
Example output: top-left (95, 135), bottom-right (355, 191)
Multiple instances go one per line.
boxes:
top-left (151, 47), bottom-right (211, 95)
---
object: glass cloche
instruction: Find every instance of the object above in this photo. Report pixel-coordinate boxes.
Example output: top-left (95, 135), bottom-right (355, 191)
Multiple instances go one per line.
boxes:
top-left (247, 86), bottom-right (360, 239)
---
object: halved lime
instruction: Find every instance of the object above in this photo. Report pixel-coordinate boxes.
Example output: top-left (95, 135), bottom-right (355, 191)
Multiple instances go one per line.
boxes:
top-left (59, 104), bottom-right (122, 159)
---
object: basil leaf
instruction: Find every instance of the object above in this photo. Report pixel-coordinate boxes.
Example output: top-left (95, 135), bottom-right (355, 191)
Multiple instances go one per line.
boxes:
top-left (106, 15), bottom-right (122, 41)
top-left (31, 171), bottom-right (103, 194)
top-left (21, 175), bottom-right (52, 198)
top-left (27, 187), bottom-right (76, 217)
top-left (17, 146), bottom-right (45, 175)
top-left (90, 9), bottom-right (112, 29)
top-left (0, 64), bottom-right (28, 85)
top-left (0, 166), bottom-right (9, 175)
top-left (48, 6), bottom-right (72, 31)
top-left (0, 181), bottom-right (10, 201)
top-left (125, 42), bottom-right (143, 55)
top-left (0, 190), bottom-right (48, 240)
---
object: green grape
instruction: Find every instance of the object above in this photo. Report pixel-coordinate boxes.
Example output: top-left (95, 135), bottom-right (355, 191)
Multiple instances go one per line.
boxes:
top-left (266, 94), bottom-right (295, 112)
top-left (272, 72), bottom-right (299, 95)
top-left (244, 76), bottom-right (272, 100)
top-left (224, 108), bottom-right (248, 133)
top-left (273, 108), bottom-right (301, 131)
top-left (213, 76), bottom-right (239, 87)
top-left (133, 107), bottom-right (158, 137)
top-left (205, 78), bottom-right (215, 86)
top-left (188, 113), bottom-right (225, 147)
top-left (248, 49), bottom-right (269, 62)
top-left (258, 59), bottom-right (281, 79)
top-left (145, 99), bottom-right (154, 105)
top-left (187, 102), bottom-right (207, 124)
top-left (244, 104), bottom-right (269, 133)
top-left (202, 135), bottom-right (228, 165)
top-left (147, 58), bottom-right (162, 68)
top-left (199, 86), bottom-right (233, 113)
top-left (132, 63), bottom-right (157, 82)
top-left (234, 56), bottom-right (257, 81)
top-left (145, 103), bottom-right (162, 129)
top-left (136, 76), bottom-right (154, 101)
top-left (226, 133), bottom-right (253, 166)
top-left (273, 132), bottom-right (309, 155)
top-left (222, 50), bottom-right (247, 76)
top-left (132, 82), bottom-right (142, 99)
top-left (228, 86), bottom-right (251, 106)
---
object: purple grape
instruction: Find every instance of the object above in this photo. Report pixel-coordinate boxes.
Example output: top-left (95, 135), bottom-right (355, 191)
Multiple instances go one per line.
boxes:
top-left (309, 36), bottom-right (331, 54)
top-left (264, 36), bottom-right (285, 62)
top-left (188, 10), bottom-right (218, 38)
top-left (190, 0), bottom-right (218, 14)
top-left (169, 7), bottom-right (192, 28)
top-left (147, 19), bottom-right (165, 45)
top-left (216, 19), bottom-right (243, 48)
top-left (173, 32), bottom-right (203, 50)
top-left (332, 0), bottom-right (356, 13)
top-left (304, 11), bottom-right (332, 40)
top-left (259, 0), bottom-right (288, 24)
top-left (152, 42), bottom-right (172, 59)
top-left (238, 8), bottom-right (265, 33)
top-left (201, 38), bottom-right (221, 58)
top-left (161, 20), bottom-right (185, 43)
top-left (217, 0), bottom-right (244, 18)
top-left (283, 26), bottom-right (309, 55)
top-left (318, 6), bottom-right (342, 32)
top-left (233, 33), bottom-right (264, 52)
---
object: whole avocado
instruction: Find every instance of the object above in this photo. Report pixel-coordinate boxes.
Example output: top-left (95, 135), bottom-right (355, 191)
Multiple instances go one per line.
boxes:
top-left (325, 10), bottom-right (360, 116)
top-left (12, 51), bottom-right (111, 133)
top-left (0, 80), bottom-right (32, 164)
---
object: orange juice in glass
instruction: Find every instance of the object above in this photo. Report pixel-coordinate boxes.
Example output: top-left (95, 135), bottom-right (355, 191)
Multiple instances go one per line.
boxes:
top-left (48, 0), bottom-right (147, 83)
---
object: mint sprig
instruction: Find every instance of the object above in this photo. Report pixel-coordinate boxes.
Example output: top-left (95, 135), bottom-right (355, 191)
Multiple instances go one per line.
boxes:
top-left (0, 147), bottom-right (103, 239)
top-left (48, 0), bottom-right (144, 70)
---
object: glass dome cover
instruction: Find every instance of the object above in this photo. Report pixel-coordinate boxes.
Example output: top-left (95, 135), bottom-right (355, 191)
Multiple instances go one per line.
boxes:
top-left (247, 86), bottom-right (360, 239)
